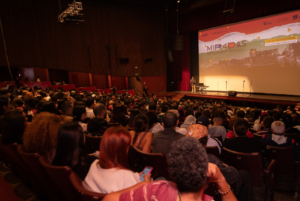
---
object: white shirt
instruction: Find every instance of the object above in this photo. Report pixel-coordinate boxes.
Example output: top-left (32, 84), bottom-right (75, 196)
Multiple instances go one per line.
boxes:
top-left (84, 160), bottom-right (140, 194)
top-left (78, 121), bottom-right (87, 132)
top-left (86, 107), bottom-right (94, 119)
top-left (149, 123), bottom-right (164, 133)
top-left (207, 135), bottom-right (222, 154)
top-left (176, 127), bottom-right (187, 135)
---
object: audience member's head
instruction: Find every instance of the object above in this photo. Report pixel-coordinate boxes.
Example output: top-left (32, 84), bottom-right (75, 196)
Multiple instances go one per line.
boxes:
top-left (99, 126), bottom-right (131, 169)
top-left (196, 116), bottom-right (209, 128)
top-left (73, 105), bottom-right (86, 122)
top-left (127, 109), bottom-right (140, 128)
top-left (61, 101), bottom-right (73, 116)
top-left (41, 101), bottom-right (57, 114)
top-left (148, 102), bottom-right (157, 111)
top-left (162, 112), bottom-right (178, 129)
top-left (1, 109), bottom-right (26, 145)
top-left (93, 103), bottom-right (106, 118)
top-left (133, 114), bottom-right (149, 144)
top-left (282, 114), bottom-right (293, 129)
top-left (271, 121), bottom-right (285, 134)
top-left (263, 116), bottom-right (274, 128)
top-left (52, 122), bottom-right (85, 167)
top-left (161, 104), bottom-right (169, 113)
top-left (213, 111), bottom-right (224, 126)
top-left (236, 110), bottom-right (245, 118)
top-left (146, 110), bottom-right (158, 130)
top-left (167, 137), bottom-right (208, 193)
top-left (187, 124), bottom-right (208, 147)
top-left (23, 112), bottom-right (60, 156)
top-left (233, 118), bottom-right (249, 137)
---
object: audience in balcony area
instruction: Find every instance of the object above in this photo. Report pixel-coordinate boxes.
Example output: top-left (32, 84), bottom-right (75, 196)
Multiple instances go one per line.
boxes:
top-left (1, 84), bottom-right (300, 200)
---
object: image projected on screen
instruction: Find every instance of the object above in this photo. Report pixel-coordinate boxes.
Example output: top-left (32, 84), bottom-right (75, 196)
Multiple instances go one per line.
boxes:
top-left (198, 10), bottom-right (300, 95)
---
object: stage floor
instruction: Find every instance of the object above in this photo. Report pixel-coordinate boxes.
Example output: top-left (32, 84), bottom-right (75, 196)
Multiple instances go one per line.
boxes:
top-left (173, 91), bottom-right (300, 102)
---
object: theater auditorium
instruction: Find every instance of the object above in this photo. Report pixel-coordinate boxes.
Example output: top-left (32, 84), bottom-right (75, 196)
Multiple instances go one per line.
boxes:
top-left (0, 0), bottom-right (300, 200)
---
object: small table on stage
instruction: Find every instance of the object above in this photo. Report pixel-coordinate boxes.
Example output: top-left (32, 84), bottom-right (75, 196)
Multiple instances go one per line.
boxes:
top-left (196, 83), bottom-right (209, 94)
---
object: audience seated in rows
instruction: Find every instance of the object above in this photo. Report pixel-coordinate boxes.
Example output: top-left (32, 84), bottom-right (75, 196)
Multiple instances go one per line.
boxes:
top-left (223, 118), bottom-right (265, 153)
top-left (103, 137), bottom-right (237, 201)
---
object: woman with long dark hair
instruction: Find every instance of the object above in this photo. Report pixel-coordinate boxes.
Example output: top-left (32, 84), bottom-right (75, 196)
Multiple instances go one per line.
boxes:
top-left (126, 109), bottom-right (140, 130)
top-left (84, 126), bottom-right (150, 193)
top-left (52, 122), bottom-right (97, 180)
top-left (73, 105), bottom-right (87, 132)
top-left (129, 114), bottom-right (152, 153)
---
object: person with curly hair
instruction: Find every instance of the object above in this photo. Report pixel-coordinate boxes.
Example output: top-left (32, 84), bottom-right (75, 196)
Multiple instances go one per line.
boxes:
top-left (23, 112), bottom-right (60, 159)
top-left (129, 114), bottom-right (152, 153)
top-left (1, 109), bottom-right (27, 145)
top-left (102, 136), bottom-right (237, 201)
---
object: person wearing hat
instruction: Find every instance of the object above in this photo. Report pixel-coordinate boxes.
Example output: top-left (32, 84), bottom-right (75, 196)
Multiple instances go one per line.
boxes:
top-left (187, 124), bottom-right (251, 201)
top-left (261, 121), bottom-right (300, 160)
top-left (195, 116), bottom-right (222, 154)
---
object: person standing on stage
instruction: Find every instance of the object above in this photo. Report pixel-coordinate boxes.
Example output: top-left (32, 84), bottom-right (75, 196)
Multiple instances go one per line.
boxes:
top-left (190, 76), bottom-right (196, 92)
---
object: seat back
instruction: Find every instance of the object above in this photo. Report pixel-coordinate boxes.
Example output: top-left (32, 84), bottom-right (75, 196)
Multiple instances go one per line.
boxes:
top-left (69, 172), bottom-right (106, 201)
top-left (39, 155), bottom-right (83, 201)
top-left (265, 146), bottom-right (294, 174)
top-left (17, 145), bottom-right (66, 201)
top-left (211, 135), bottom-right (223, 144)
top-left (222, 147), bottom-right (264, 188)
top-left (206, 146), bottom-right (220, 159)
top-left (85, 134), bottom-right (102, 153)
top-left (283, 133), bottom-right (299, 142)
top-left (128, 145), bottom-right (169, 180)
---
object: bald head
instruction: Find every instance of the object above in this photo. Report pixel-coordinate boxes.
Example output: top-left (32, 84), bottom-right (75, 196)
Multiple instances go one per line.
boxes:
top-left (93, 103), bottom-right (106, 118)
top-left (271, 121), bottom-right (285, 134)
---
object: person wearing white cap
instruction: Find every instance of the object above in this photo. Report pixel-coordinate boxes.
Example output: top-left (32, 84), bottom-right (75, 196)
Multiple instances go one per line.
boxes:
top-left (261, 121), bottom-right (300, 160)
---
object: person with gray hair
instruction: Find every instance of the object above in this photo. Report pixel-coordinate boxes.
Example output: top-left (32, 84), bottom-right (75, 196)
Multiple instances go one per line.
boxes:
top-left (261, 121), bottom-right (300, 160)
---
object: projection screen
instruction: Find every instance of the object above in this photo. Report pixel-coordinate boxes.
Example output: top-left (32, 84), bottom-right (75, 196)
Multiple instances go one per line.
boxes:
top-left (198, 10), bottom-right (300, 95)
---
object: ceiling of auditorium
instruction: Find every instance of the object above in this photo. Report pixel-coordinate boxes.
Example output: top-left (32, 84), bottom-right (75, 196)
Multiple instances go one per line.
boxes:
top-left (82, 0), bottom-right (227, 14)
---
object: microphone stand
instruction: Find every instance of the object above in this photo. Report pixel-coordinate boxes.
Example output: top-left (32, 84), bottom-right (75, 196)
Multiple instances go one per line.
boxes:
top-left (226, 81), bottom-right (227, 93)
top-left (250, 82), bottom-right (252, 97)
top-left (217, 81), bottom-right (219, 95)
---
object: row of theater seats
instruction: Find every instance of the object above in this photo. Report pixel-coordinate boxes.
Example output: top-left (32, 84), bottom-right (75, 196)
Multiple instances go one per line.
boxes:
top-left (0, 131), bottom-right (299, 201)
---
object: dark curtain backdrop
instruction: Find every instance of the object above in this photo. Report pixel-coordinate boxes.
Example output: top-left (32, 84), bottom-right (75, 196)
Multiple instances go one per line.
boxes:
top-left (169, 0), bottom-right (300, 91)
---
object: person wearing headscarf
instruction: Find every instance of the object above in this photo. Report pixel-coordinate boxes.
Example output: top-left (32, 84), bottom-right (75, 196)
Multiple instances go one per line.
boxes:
top-left (180, 115), bottom-right (195, 131)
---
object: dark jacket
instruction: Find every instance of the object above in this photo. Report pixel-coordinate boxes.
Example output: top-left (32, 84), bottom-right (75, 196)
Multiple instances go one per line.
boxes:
top-left (151, 128), bottom-right (184, 156)
top-left (87, 117), bottom-right (109, 135)
top-left (260, 134), bottom-right (300, 161)
top-left (208, 154), bottom-right (238, 184)
top-left (223, 137), bottom-right (266, 153)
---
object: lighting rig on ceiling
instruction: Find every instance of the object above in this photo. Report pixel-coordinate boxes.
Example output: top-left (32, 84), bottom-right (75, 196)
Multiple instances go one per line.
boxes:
top-left (223, 0), bottom-right (236, 16)
top-left (58, 0), bottom-right (84, 23)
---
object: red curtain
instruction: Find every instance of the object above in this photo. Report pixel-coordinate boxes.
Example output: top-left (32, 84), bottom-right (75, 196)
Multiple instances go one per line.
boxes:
top-left (180, 34), bottom-right (191, 91)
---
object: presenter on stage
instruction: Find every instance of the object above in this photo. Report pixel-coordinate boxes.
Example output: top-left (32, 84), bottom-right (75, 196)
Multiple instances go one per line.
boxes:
top-left (190, 76), bottom-right (196, 93)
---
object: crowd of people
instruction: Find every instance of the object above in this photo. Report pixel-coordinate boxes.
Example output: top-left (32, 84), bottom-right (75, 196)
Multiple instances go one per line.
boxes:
top-left (1, 85), bottom-right (300, 201)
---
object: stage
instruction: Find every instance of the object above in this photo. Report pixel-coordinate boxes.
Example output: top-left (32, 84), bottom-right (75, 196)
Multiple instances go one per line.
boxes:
top-left (156, 91), bottom-right (300, 110)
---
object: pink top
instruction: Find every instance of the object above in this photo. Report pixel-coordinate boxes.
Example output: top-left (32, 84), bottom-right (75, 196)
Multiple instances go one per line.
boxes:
top-left (119, 180), bottom-right (213, 201)
top-left (226, 131), bottom-right (254, 138)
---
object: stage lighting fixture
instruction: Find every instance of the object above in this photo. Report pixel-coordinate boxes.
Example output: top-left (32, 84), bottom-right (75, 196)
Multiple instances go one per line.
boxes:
top-left (223, 0), bottom-right (236, 16)
top-left (58, 0), bottom-right (84, 23)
